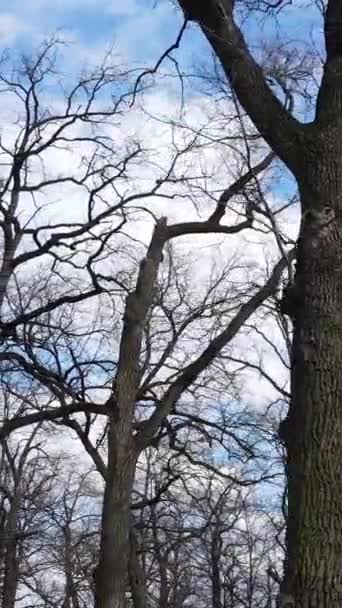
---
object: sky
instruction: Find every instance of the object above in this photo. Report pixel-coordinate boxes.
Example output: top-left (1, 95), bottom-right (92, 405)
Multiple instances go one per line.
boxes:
top-left (0, 0), bottom-right (325, 432)
top-left (0, 0), bottom-right (324, 71)
top-left (0, 0), bottom-right (184, 63)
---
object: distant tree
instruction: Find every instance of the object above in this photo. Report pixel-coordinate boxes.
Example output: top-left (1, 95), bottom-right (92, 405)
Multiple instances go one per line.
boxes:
top-left (0, 428), bottom-right (60, 608)
top-left (131, 449), bottom-right (283, 608)
top-left (34, 470), bottom-right (100, 608)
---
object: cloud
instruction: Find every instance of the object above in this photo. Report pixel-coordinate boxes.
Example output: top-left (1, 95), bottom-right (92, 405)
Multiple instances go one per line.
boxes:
top-left (107, 0), bottom-right (142, 17)
top-left (13, 0), bottom-right (110, 10)
top-left (0, 12), bottom-right (29, 44)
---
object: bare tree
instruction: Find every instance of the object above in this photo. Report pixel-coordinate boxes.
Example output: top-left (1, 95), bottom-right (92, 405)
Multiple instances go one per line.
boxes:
top-left (0, 427), bottom-right (62, 608)
top-left (130, 447), bottom-right (283, 608)
top-left (32, 470), bottom-right (100, 608)
top-left (0, 36), bottom-right (297, 608)
top-left (159, 0), bottom-right (342, 605)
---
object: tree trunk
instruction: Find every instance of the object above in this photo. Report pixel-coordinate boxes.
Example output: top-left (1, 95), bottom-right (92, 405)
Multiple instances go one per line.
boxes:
top-left (211, 529), bottom-right (222, 608)
top-left (95, 420), bottom-right (136, 608)
top-left (95, 219), bottom-right (166, 608)
top-left (128, 527), bottom-right (146, 608)
top-left (63, 526), bottom-right (80, 608)
top-left (280, 158), bottom-right (342, 607)
top-left (2, 498), bottom-right (19, 608)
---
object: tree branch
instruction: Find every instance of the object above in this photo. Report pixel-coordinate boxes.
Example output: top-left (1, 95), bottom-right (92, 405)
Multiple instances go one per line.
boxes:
top-left (177, 0), bottom-right (302, 167)
top-left (209, 151), bottom-right (275, 223)
top-left (135, 249), bottom-right (294, 449)
top-left (316, 0), bottom-right (342, 122)
top-left (0, 402), bottom-right (109, 441)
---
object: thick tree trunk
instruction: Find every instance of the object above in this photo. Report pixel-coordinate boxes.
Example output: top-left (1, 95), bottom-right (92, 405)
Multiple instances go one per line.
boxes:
top-left (95, 420), bottom-right (136, 608)
top-left (280, 160), bottom-right (342, 607)
top-left (95, 220), bottom-right (166, 608)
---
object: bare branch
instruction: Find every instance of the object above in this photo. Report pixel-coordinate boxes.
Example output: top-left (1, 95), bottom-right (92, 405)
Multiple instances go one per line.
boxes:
top-left (176, 0), bottom-right (303, 167)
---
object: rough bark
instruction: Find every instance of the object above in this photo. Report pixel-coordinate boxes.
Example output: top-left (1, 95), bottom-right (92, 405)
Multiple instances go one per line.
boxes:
top-left (316, 0), bottom-right (342, 123)
top-left (95, 430), bottom-right (136, 608)
top-left (278, 150), bottom-right (342, 607)
top-left (211, 528), bottom-right (223, 608)
top-left (62, 526), bottom-right (81, 608)
top-left (95, 219), bottom-right (167, 608)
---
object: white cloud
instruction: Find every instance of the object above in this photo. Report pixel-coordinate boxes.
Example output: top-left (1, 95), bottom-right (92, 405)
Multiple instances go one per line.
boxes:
top-left (0, 12), bottom-right (29, 44)
top-left (18, 0), bottom-right (110, 10)
top-left (107, 0), bottom-right (142, 17)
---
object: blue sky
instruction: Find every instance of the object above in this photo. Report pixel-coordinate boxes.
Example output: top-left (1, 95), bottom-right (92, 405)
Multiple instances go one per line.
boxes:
top-left (0, 0), bottom-right (324, 77)
top-left (0, 0), bottom-right (185, 65)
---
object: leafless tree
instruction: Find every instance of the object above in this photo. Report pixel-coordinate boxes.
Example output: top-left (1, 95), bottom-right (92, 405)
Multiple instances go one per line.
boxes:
top-left (0, 426), bottom-right (62, 608)
top-left (130, 447), bottom-right (283, 608)
top-left (0, 35), bottom-right (298, 608)
top-left (158, 0), bottom-right (342, 605)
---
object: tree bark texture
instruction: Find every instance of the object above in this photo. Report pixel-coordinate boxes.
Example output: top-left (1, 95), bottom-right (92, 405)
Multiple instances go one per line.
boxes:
top-left (279, 149), bottom-right (342, 607)
top-left (211, 528), bottom-right (223, 608)
top-left (95, 219), bottom-right (167, 608)
top-left (95, 427), bottom-right (136, 608)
